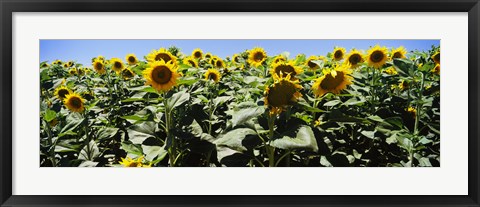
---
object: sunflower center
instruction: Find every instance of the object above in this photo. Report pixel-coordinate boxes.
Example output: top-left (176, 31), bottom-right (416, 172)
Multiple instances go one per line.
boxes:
top-left (114, 61), bottom-right (122, 69)
top-left (370, 51), bottom-right (384, 63)
top-left (208, 73), bottom-right (217, 81)
top-left (128, 56), bottom-right (136, 63)
top-left (58, 89), bottom-right (70, 99)
top-left (433, 53), bottom-right (440, 63)
top-left (307, 60), bottom-right (317, 69)
top-left (253, 52), bottom-right (264, 62)
top-left (188, 60), bottom-right (196, 67)
top-left (216, 60), bottom-right (223, 68)
top-left (334, 51), bottom-right (343, 59)
top-left (349, 54), bottom-right (361, 65)
top-left (320, 71), bottom-right (345, 90)
top-left (392, 52), bottom-right (402, 59)
top-left (194, 51), bottom-right (201, 58)
top-left (151, 66), bottom-right (172, 84)
top-left (234, 56), bottom-right (240, 63)
top-left (267, 81), bottom-right (296, 107)
top-left (94, 62), bottom-right (103, 70)
top-left (128, 162), bottom-right (139, 167)
top-left (275, 65), bottom-right (296, 77)
top-left (155, 53), bottom-right (172, 63)
top-left (69, 97), bottom-right (82, 109)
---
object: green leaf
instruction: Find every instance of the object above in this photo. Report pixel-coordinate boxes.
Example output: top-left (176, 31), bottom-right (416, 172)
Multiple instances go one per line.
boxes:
top-left (213, 96), bottom-right (232, 107)
top-left (126, 122), bottom-right (157, 144)
top-left (342, 97), bottom-right (365, 106)
top-left (361, 130), bottom-right (375, 139)
top-left (231, 106), bottom-right (265, 127)
top-left (60, 113), bottom-right (84, 134)
top-left (121, 141), bottom-right (143, 156)
top-left (78, 140), bottom-right (100, 161)
top-left (43, 109), bottom-right (56, 122)
top-left (142, 145), bottom-right (167, 162)
top-left (214, 128), bottom-right (257, 152)
top-left (97, 127), bottom-right (119, 140)
top-left (297, 101), bottom-right (324, 113)
top-left (270, 125), bottom-right (318, 152)
top-left (78, 161), bottom-right (99, 167)
top-left (166, 90), bottom-right (190, 111)
top-left (324, 100), bottom-right (342, 107)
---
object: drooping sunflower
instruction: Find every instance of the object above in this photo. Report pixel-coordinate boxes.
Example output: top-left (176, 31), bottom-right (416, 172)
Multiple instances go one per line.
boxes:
top-left (40, 62), bottom-right (49, 68)
top-left (63, 63), bottom-right (69, 68)
top-left (384, 66), bottom-right (398, 75)
top-left (77, 67), bottom-right (85, 76)
top-left (432, 51), bottom-right (440, 64)
top-left (391, 46), bottom-right (407, 59)
top-left (146, 48), bottom-right (177, 65)
top-left (210, 56), bottom-right (219, 65)
top-left (119, 156), bottom-right (151, 167)
top-left (52, 60), bottom-right (62, 65)
top-left (67, 61), bottom-right (74, 67)
top-left (270, 60), bottom-right (303, 80)
top-left (183, 56), bottom-right (198, 68)
top-left (110, 58), bottom-right (125, 74)
top-left (366, 45), bottom-right (389, 69)
top-left (214, 58), bottom-right (225, 69)
top-left (125, 53), bottom-right (138, 65)
top-left (122, 68), bottom-right (136, 80)
top-left (68, 68), bottom-right (77, 76)
top-left (92, 59), bottom-right (106, 74)
top-left (192, 48), bottom-right (203, 59)
top-left (312, 64), bottom-right (353, 97)
top-left (431, 64), bottom-right (440, 75)
top-left (143, 59), bottom-right (179, 92)
top-left (344, 49), bottom-right (364, 68)
top-left (305, 56), bottom-right (321, 70)
top-left (63, 92), bottom-right (85, 113)
top-left (232, 54), bottom-right (242, 64)
top-left (332, 47), bottom-right (346, 61)
top-left (407, 107), bottom-right (417, 119)
top-left (248, 47), bottom-right (267, 67)
top-left (264, 73), bottom-right (303, 115)
top-left (398, 79), bottom-right (408, 90)
top-left (272, 55), bottom-right (287, 65)
top-left (54, 85), bottom-right (72, 100)
top-left (204, 68), bottom-right (221, 83)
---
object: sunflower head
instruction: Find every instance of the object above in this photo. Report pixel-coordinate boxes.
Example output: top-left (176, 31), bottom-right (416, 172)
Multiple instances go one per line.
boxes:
top-left (432, 51), bottom-right (440, 64)
top-left (398, 80), bottom-right (408, 90)
top-left (68, 68), bottom-right (77, 75)
top-left (40, 62), bottom-right (49, 68)
top-left (67, 61), bottom-right (74, 67)
top-left (54, 85), bottom-right (72, 100)
top-left (333, 47), bottom-right (346, 61)
top-left (143, 59), bottom-right (179, 92)
top-left (63, 92), bottom-right (85, 113)
top-left (407, 107), bottom-right (417, 119)
top-left (345, 49), bottom-right (364, 68)
top-left (192, 48), bottom-right (203, 59)
top-left (391, 46), bottom-right (407, 59)
top-left (147, 48), bottom-right (177, 65)
top-left (384, 66), bottom-right (398, 75)
top-left (122, 68), bottom-right (136, 80)
top-left (312, 64), bottom-right (353, 97)
top-left (53, 60), bottom-right (62, 65)
top-left (109, 58), bottom-right (125, 74)
top-left (125, 54), bottom-right (138, 65)
top-left (77, 67), bottom-right (85, 76)
top-left (366, 45), bottom-right (389, 69)
top-left (92, 59), bottom-right (106, 75)
top-left (119, 156), bottom-right (151, 167)
top-left (205, 53), bottom-right (212, 59)
top-left (63, 63), bottom-right (69, 68)
top-left (264, 74), bottom-right (303, 115)
top-left (431, 64), bottom-right (440, 75)
top-left (272, 55), bottom-right (287, 65)
top-left (270, 60), bottom-right (303, 80)
top-left (305, 56), bottom-right (321, 70)
top-left (214, 58), bottom-right (225, 69)
top-left (232, 54), bottom-right (242, 64)
top-left (204, 68), bottom-right (221, 83)
top-left (248, 47), bottom-right (267, 67)
top-left (183, 56), bottom-right (198, 68)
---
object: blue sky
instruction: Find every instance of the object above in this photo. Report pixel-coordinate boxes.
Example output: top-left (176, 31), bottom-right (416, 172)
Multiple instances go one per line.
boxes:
top-left (40, 39), bottom-right (439, 65)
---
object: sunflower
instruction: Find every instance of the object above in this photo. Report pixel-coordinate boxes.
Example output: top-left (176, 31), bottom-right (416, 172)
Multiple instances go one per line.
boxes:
top-left (305, 56), bottom-right (321, 70)
top-left (143, 59), bottom-right (179, 92)
top-left (407, 107), bottom-right (417, 119)
top-left (432, 51), bottom-right (440, 64)
top-left (333, 47), bottom-right (346, 61)
top-left (391, 46), bottom-right (407, 59)
top-left (366, 45), bottom-right (389, 69)
top-left (110, 58), bottom-right (125, 74)
top-left (312, 64), bottom-right (353, 97)
top-left (54, 85), bottom-right (72, 100)
top-left (248, 47), bottom-right (267, 67)
top-left (68, 68), bottom-right (77, 75)
top-left (270, 61), bottom-right (303, 80)
top-left (119, 156), bottom-right (151, 167)
top-left (344, 49), bottom-right (364, 68)
top-left (272, 55), bottom-right (287, 64)
top-left (214, 58), bottom-right (225, 69)
top-left (398, 80), bottom-right (408, 90)
top-left (205, 53), bottom-right (212, 59)
top-left (264, 73), bottom-right (302, 115)
top-left (125, 53), bottom-right (138, 65)
top-left (52, 60), bottom-right (62, 65)
top-left (232, 54), bottom-right (242, 64)
top-left (63, 92), bottom-right (85, 113)
top-left (40, 62), bottom-right (49, 68)
top-left (77, 67), bottom-right (85, 76)
top-left (146, 48), bottom-right (177, 65)
top-left (384, 66), bottom-right (398, 75)
top-left (122, 68), bottom-right (135, 80)
top-left (431, 64), bottom-right (440, 75)
top-left (204, 68), bottom-right (221, 83)
top-left (67, 61), bottom-right (74, 67)
top-left (92, 59), bottom-right (106, 74)
top-left (63, 63), bottom-right (69, 68)
top-left (93, 55), bottom-right (105, 63)
top-left (183, 56), bottom-right (198, 68)
top-left (192, 48), bottom-right (203, 59)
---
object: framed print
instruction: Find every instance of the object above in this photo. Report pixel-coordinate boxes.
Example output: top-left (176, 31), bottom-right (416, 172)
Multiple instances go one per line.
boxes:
top-left (1, 0), bottom-right (479, 206)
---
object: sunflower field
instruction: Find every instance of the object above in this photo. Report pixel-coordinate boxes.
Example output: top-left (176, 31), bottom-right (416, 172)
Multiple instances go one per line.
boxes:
top-left (40, 44), bottom-right (440, 167)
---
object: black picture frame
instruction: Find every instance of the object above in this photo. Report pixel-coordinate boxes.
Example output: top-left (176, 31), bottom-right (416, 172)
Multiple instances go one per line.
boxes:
top-left (1, 0), bottom-right (479, 206)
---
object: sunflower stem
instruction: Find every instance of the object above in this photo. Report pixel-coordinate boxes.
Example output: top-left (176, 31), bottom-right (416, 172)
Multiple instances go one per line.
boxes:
top-left (163, 92), bottom-right (176, 167)
top-left (42, 119), bottom-right (56, 166)
top-left (267, 113), bottom-right (276, 167)
top-left (82, 110), bottom-right (92, 161)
